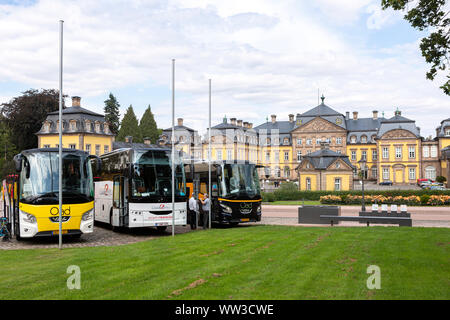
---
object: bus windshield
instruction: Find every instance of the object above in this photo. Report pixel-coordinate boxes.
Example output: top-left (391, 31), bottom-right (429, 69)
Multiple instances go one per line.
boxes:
top-left (218, 163), bottom-right (261, 198)
top-left (131, 150), bottom-right (186, 198)
top-left (19, 151), bottom-right (94, 204)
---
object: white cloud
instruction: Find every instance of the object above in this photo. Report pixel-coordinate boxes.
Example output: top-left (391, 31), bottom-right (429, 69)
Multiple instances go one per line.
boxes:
top-left (0, 0), bottom-right (448, 138)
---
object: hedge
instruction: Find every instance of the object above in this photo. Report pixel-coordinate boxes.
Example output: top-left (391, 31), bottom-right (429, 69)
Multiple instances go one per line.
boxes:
top-left (261, 189), bottom-right (450, 202)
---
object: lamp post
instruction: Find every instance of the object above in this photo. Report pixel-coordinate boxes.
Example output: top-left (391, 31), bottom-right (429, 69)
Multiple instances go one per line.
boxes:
top-left (358, 158), bottom-right (367, 212)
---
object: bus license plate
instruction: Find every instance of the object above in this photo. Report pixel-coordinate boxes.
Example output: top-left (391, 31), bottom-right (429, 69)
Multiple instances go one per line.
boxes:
top-left (155, 223), bottom-right (168, 226)
top-left (53, 230), bottom-right (68, 235)
top-left (240, 218), bottom-right (250, 222)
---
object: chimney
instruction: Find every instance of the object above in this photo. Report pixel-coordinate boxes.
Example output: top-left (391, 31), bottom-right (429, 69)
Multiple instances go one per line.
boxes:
top-left (395, 108), bottom-right (401, 116)
top-left (72, 96), bottom-right (81, 107)
top-left (177, 118), bottom-right (183, 126)
top-left (125, 136), bottom-right (133, 143)
top-left (230, 118), bottom-right (236, 126)
top-left (372, 110), bottom-right (378, 120)
top-left (271, 114), bottom-right (276, 123)
top-left (143, 137), bottom-right (151, 145)
top-left (345, 111), bottom-right (350, 120)
top-left (237, 119), bottom-right (243, 127)
top-left (289, 114), bottom-right (294, 122)
top-left (243, 121), bottom-right (249, 128)
top-left (353, 111), bottom-right (358, 120)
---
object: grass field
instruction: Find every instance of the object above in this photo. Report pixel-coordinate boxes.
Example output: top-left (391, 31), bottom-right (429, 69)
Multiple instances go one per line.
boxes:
top-left (1, 225), bottom-right (449, 300)
top-left (265, 201), bottom-right (322, 205)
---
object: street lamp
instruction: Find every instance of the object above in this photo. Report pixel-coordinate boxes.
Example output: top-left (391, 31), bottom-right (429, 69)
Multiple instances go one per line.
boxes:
top-left (358, 158), bottom-right (367, 212)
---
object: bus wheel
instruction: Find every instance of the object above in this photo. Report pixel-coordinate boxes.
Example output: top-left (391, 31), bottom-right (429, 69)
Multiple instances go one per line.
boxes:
top-left (156, 226), bottom-right (167, 232)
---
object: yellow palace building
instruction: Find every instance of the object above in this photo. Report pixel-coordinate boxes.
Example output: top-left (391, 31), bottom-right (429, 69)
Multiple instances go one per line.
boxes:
top-left (36, 96), bottom-right (114, 156)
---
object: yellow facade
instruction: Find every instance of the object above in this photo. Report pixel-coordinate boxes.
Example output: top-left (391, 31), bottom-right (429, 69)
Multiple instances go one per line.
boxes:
top-left (300, 173), bottom-right (317, 191)
top-left (39, 134), bottom-right (113, 156)
top-left (325, 174), bottom-right (351, 191)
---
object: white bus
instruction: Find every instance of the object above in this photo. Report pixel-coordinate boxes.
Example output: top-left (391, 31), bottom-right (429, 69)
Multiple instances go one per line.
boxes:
top-left (94, 146), bottom-right (187, 231)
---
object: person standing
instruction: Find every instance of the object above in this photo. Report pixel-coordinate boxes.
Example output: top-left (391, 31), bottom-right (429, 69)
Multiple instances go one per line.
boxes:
top-left (200, 193), bottom-right (210, 229)
top-left (188, 193), bottom-right (199, 229)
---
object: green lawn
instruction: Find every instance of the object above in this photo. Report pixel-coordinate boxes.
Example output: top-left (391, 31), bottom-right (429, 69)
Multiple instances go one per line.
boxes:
top-left (1, 225), bottom-right (449, 300)
top-left (264, 200), bottom-right (322, 205)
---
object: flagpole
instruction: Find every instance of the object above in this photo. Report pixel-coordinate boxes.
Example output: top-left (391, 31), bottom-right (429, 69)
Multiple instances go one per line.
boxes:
top-left (58, 20), bottom-right (64, 250)
top-left (208, 79), bottom-right (212, 229)
top-left (171, 59), bottom-right (175, 237)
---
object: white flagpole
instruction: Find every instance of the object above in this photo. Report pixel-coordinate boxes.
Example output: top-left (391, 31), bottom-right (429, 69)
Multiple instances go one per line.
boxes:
top-left (171, 59), bottom-right (175, 237)
top-left (58, 20), bottom-right (64, 250)
top-left (208, 79), bottom-right (212, 229)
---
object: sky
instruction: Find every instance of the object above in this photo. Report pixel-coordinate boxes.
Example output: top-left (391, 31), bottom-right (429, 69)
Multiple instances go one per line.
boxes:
top-left (0, 0), bottom-right (448, 138)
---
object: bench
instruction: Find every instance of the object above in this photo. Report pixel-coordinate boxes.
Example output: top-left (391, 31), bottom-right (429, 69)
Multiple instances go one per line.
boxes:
top-left (320, 215), bottom-right (412, 227)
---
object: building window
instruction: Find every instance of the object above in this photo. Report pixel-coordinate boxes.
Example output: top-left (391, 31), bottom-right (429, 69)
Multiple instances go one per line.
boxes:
top-left (423, 146), bottom-right (429, 157)
top-left (297, 138), bottom-right (302, 146)
top-left (265, 152), bottom-right (270, 162)
top-left (306, 138), bottom-right (312, 145)
top-left (383, 168), bottom-right (390, 180)
top-left (283, 138), bottom-right (289, 145)
top-left (95, 122), bottom-right (101, 133)
top-left (445, 129), bottom-right (450, 137)
top-left (361, 151), bottom-right (367, 161)
top-left (334, 178), bottom-right (341, 191)
top-left (431, 145), bottom-right (438, 157)
top-left (336, 137), bottom-right (342, 145)
top-left (284, 151), bottom-right (289, 161)
top-left (306, 178), bottom-right (311, 191)
top-left (217, 150), bottom-right (222, 160)
top-left (307, 150), bottom-right (312, 155)
top-left (284, 166), bottom-right (290, 178)
top-left (361, 135), bottom-right (367, 143)
top-left (297, 151), bottom-right (302, 162)
top-left (372, 150), bottom-right (377, 160)
top-left (275, 152), bottom-right (279, 162)
top-left (408, 146), bottom-right (416, 158)
top-left (425, 166), bottom-right (436, 180)
top-left (382, 147), bottom-right (389, 159)
top-left (227, 150), bottom-right (232, 160)
top-left (70, 121), bottom-right (76, 131)
top-left (316, 138), bottom-right (321, 145)
top-left (95, 145), bottom-right (100, 156)
top-left (395, 146), bottom-right (402, 159)
top-left (409, 168), bottom-right (416, 180)
top-left (351, 151), bottom-right (356, 161)
top-left (350, 136), bottom-right (356, 144)
top-left (372, 167), bottom-right (378, 179)
top-left (104, 145), bottom-right (109, 154)
top-left (86, 144), bottom-right (91, 154)
top-left (69, 144), bottom-right (76, 149)
top-left (335, 162), bottom-right (341, 169)
top-left (275, 167), bottom-right (281, 178)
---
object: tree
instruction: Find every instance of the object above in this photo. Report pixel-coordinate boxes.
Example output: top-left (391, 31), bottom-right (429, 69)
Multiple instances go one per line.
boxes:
top-left (1, 89), bottom-right (64, 151)
top-left (103, 93), bottom-right (121, 135)
top-left (139, 105), bottom-right (160, 144)
top-left (382, 0), bottom-right (450, 95)
top-left (117, 105), bottom-right (142, 142)
top-left (0, 116), bottom-right (18, 178)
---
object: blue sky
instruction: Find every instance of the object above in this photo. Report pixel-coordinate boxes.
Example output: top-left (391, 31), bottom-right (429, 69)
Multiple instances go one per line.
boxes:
top-left (0, 0), bottom-right (448, 137)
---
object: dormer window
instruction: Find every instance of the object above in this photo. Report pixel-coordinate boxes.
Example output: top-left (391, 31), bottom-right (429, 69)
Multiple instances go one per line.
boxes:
top-left (44, 122), bottom-right (50, 133)
top-left (445, 128), bottom-right (450, 137)
top-left (361, 135), bottom-right (367, 143)
top-left (85, 120), bottom-right (91, 132)
top-left (283, 137), bottom-right (289, 145)
top-left (266, 138), bottom-right (271, 145)
top-left (95, 121), bottom-right (101, 133)
top-left (69, 120), bottom-right (76, 131)
top-left (104, 123), bottom-right (109, 134)
top-left (350, 136), bottom-right (356, 144)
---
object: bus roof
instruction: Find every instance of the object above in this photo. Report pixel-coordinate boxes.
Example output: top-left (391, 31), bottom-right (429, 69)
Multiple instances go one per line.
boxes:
top-left (19, 148), bottom-right (89, 156)
top-left (100, 145), bottom-right (172, 158)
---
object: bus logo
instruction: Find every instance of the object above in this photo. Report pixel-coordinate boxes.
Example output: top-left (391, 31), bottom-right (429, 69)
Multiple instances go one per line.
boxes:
top-left (50, 207), bottom-right (71, 216)
top-left (240, 202), bottom-right (252, 214)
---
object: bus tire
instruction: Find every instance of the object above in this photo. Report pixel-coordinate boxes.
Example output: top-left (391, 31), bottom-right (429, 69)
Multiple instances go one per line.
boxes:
top-left (156, 226), bottom-right (167, 232)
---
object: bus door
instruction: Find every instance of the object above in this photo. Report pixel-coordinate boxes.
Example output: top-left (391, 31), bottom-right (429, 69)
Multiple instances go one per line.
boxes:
top-left (113, 175), bottom-right (126, 227)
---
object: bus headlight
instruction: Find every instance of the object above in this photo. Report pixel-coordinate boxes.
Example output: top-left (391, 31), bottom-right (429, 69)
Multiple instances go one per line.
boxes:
top-left (21, 211), bottom-right (37, 224)
top-left (257, 204), bottom-right (261, 213)
top-left (220, 203), bottom-right (233, 214)
top-left (82, 209), bottom-right (94, 221)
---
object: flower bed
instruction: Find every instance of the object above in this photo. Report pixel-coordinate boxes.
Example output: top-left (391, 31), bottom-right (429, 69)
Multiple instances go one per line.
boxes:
top-left (319, 194), bottom-right (449, 206)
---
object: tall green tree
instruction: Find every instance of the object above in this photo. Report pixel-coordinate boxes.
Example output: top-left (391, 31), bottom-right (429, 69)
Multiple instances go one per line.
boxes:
top-left (139, 105), bottom-right (159, 144)
top-left (0, 116), bottom-right (18, 178)
top-left (117, 105), bottom-right (142, 142)
top-left (104, 93), bottom-right (121, 135)
top-left (1, 89), bottom-right (64, 151)
top-left (382, 0), bottom-right (450, 95)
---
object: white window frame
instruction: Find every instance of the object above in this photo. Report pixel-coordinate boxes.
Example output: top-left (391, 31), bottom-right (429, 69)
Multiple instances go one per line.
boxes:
top-left (336, 137), bottom-right (342, 145)
top-left (408, 146), bottom-right (415, 159)
top-left (297, 151), bottom-right (302, 162)
top-left (351, 151), bottom-right (356, 161)
top-left (423, 146), bottom-right (429, 158)
top-left (361, 150), bottom-right (367, 161)
top-left (306, 178), bottom-right (311, 191)
top-left (382, 147), bottom-right (389, 159)
top-left (284, 151), bottom-right (289, 161)
top-left (409, 168), bottom-right (416, 180)
top-left (334, 178), bottom-right (341, 191)
top-left (395, 146), bottom-right (402, 159)
top-left (431, 145), bottom-right (438, 158)
top-left (383, 168), bottom-right (389, 180)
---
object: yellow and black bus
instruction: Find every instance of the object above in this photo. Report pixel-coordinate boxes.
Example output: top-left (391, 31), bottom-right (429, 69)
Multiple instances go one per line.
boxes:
top-left (11, 148), bottom-right (100, 239)
top-left (185, 160), bottom-right (262, 226)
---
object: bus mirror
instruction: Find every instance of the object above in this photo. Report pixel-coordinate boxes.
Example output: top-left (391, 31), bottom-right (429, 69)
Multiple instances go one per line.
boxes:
top-left (13, 154), bottom-right (22, 173)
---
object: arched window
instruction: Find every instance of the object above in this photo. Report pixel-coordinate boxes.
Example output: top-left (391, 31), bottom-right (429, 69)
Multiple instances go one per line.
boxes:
top-left (425, 166), bottom-right (437, 180)
top-left (361, 135), bottom-right (367, 143)
top-left (350, 135), bottom-right (357, 144)
top-left (283, 137), bottom-right (289, 145)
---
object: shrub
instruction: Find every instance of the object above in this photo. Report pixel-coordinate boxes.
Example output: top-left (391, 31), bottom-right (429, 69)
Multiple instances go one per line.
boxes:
top-left (436, 176), bottom-right (447, 183)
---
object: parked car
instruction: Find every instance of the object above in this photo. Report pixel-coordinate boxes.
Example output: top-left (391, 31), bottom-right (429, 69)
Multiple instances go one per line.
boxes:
top-left (379, 180), bottom-right (393, 186)
top-left (429, 185), bottom-right (446, 191)
top-left (417, 178), bottom-right (433, 186)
